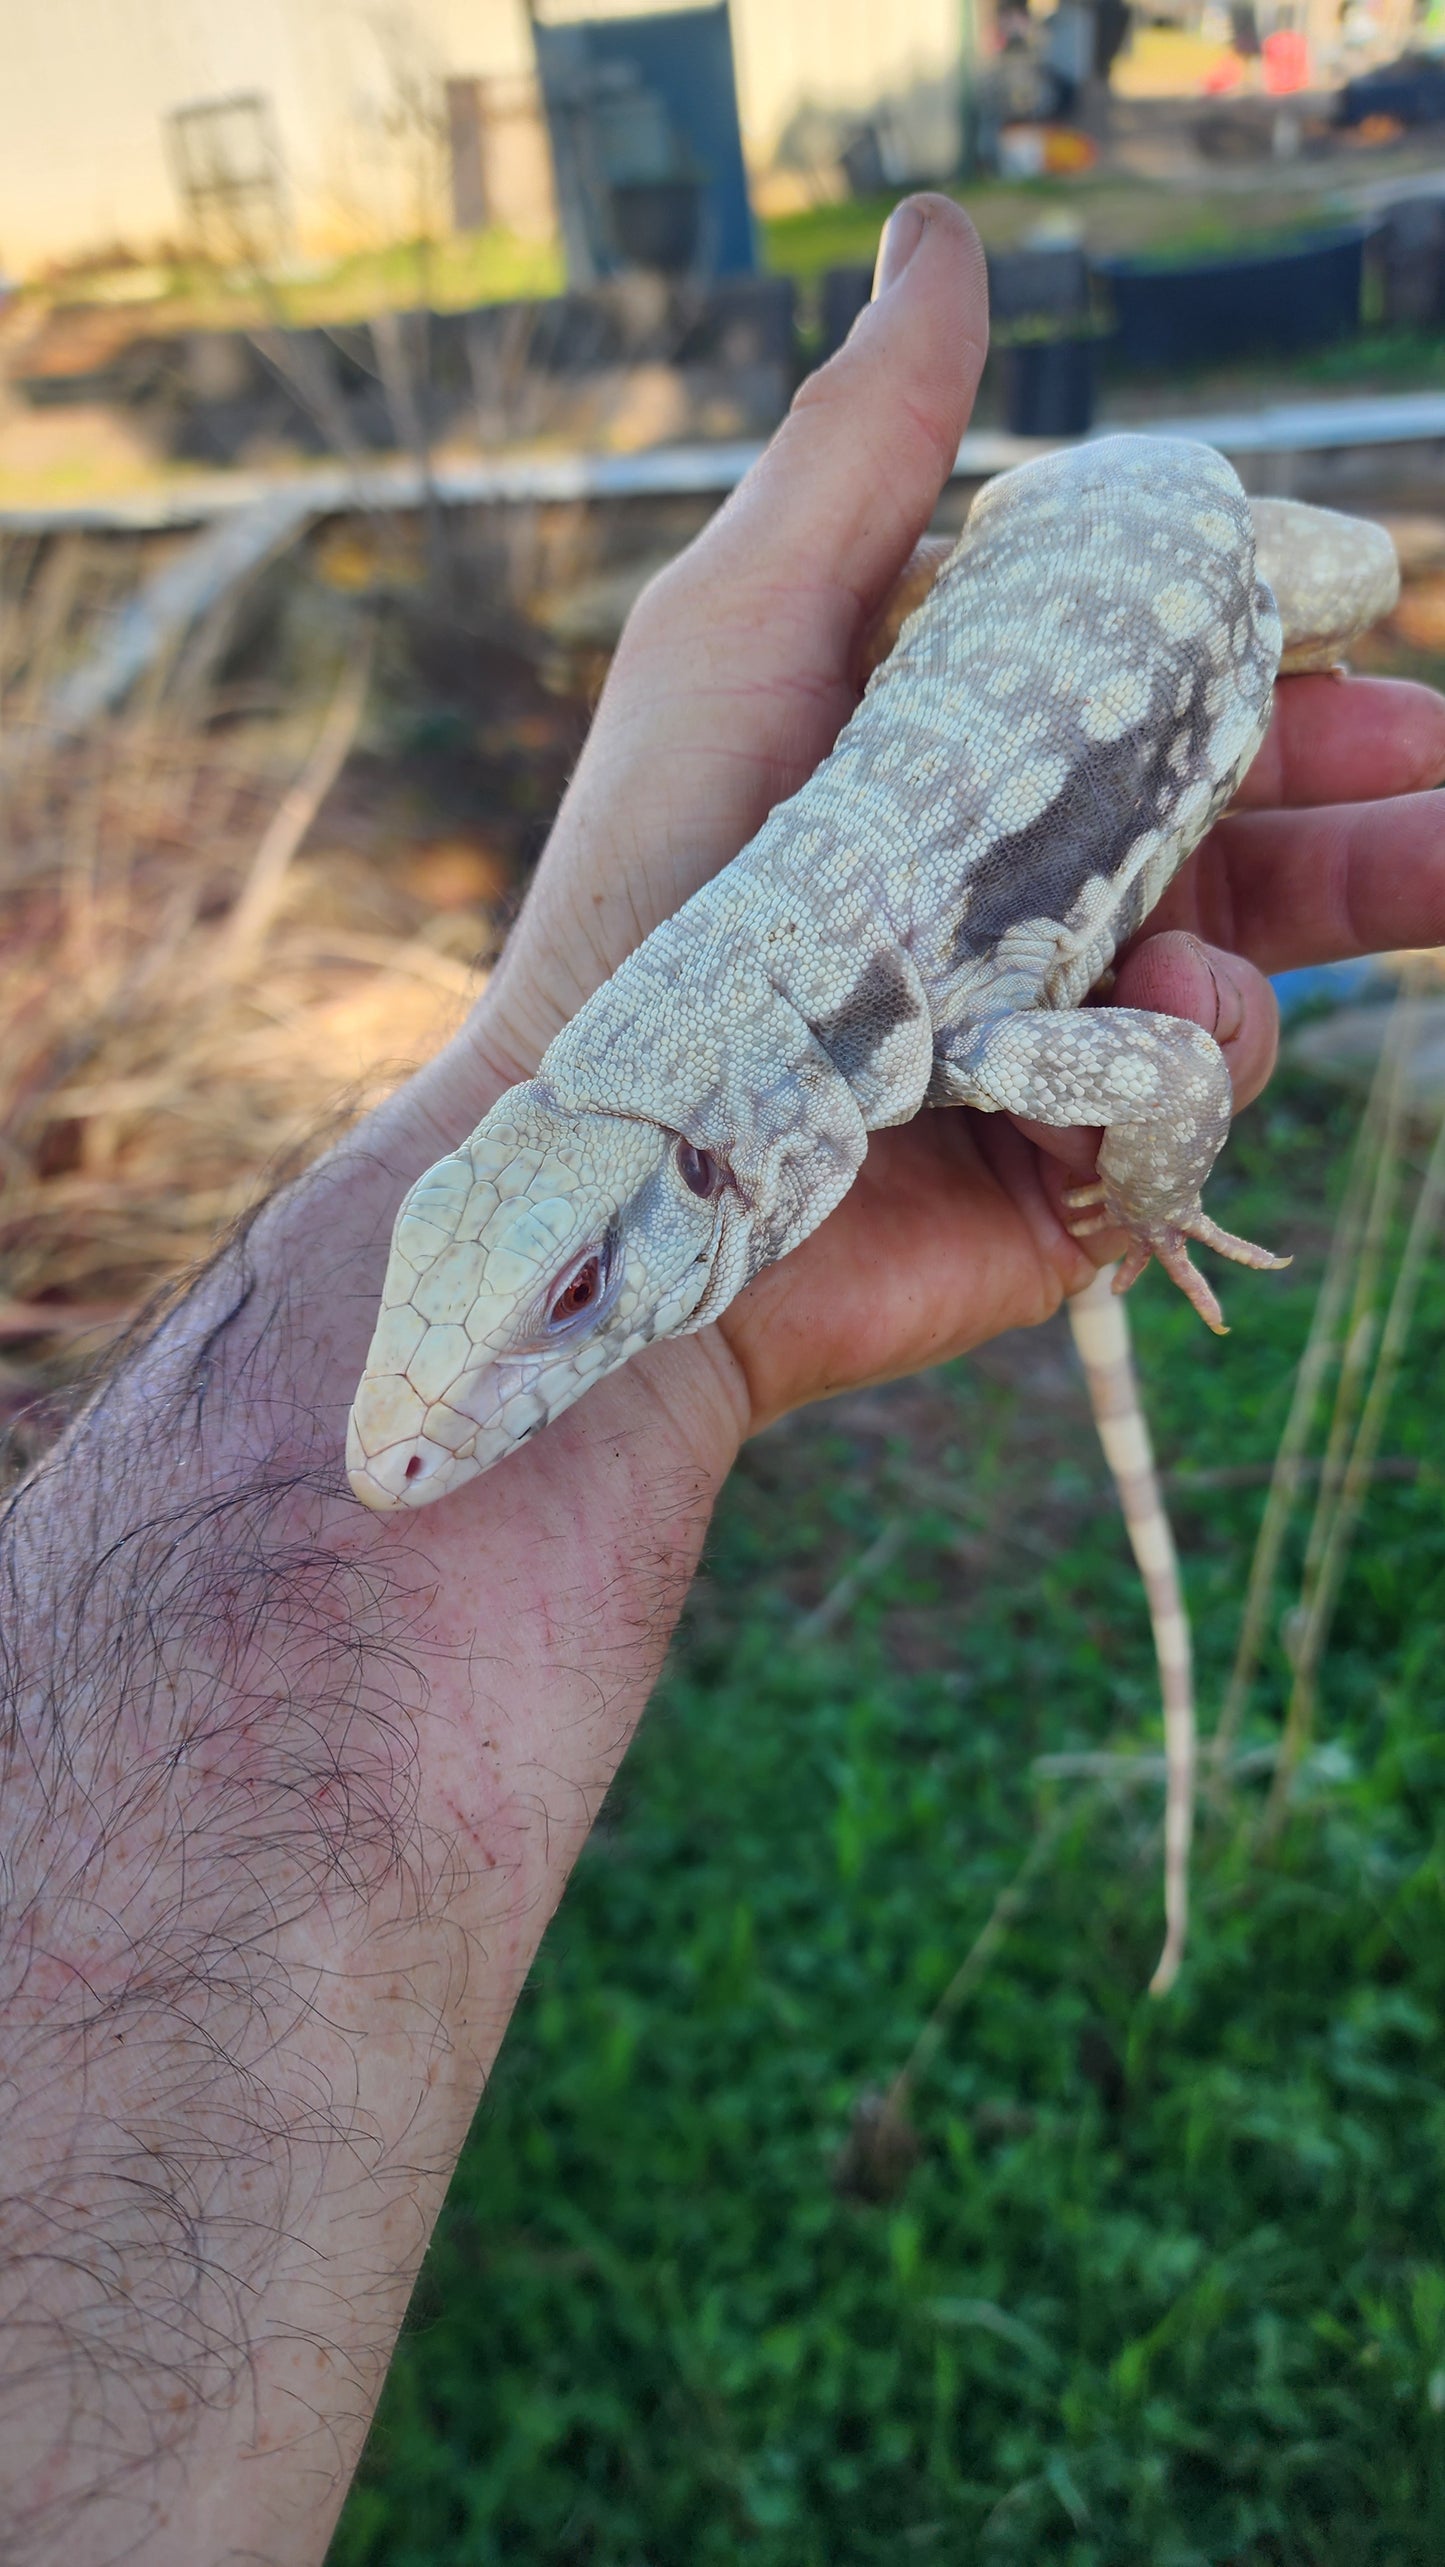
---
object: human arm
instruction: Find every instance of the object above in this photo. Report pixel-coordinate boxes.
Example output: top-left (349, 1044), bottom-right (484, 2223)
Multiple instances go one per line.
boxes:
top-left (3, 193), bottom-right (1444, 2566)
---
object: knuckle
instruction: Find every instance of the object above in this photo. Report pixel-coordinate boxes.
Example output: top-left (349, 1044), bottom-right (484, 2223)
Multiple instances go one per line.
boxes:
top-left (605, 554), bottom-right (705, 681)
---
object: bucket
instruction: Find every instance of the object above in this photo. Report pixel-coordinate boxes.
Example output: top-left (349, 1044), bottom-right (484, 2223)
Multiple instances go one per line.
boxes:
top-left (1004, 337), bottom-right (1096, 437)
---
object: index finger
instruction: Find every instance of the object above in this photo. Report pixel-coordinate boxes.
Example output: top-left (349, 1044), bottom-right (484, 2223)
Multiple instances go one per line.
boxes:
top-left (1159, 788), bottom-right (1445, 975)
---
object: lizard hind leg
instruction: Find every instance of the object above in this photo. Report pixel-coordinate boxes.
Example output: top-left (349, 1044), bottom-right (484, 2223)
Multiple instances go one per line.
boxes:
top-left (938, 1007), bottom-right (1288, 1334)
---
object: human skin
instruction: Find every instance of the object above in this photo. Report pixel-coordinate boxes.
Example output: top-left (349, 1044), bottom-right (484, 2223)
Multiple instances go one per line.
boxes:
top-left (3, 195), bottom-right (1445, 2565)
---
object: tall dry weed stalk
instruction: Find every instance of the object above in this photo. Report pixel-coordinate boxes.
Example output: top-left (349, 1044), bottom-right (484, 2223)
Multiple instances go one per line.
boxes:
top-left (1211, 967), bottom-right (1445, 1826)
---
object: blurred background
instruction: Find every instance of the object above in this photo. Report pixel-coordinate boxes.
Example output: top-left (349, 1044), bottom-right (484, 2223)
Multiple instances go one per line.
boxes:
top-left (4, 2), bottom-right (1445, 2560)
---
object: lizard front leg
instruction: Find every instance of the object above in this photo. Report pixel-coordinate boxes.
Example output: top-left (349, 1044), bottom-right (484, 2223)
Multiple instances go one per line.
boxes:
top-left (935, 1010), bottom-right (1288, 1332)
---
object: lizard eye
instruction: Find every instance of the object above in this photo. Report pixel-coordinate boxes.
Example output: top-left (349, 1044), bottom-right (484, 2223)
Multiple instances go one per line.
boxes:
top-left (546, 1242), bottom-right (610, 1333)
top-left (676, 1140), bottom-right (724, 1198)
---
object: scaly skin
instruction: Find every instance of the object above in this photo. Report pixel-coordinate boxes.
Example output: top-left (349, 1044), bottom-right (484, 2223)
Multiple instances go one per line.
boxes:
top-left (348, 437), bottom-right (1396, 1514)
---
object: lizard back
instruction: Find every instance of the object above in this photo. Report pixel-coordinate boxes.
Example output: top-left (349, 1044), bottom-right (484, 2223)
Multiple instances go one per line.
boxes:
top-left (540, 436), bottom-right (1283, 1266)
top-left (792, 432), bottom-right (1282, 1024)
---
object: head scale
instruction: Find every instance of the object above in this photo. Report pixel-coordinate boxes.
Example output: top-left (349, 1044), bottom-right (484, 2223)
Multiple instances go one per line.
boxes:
top-left (348, 1081), bottom-right (742, 1509)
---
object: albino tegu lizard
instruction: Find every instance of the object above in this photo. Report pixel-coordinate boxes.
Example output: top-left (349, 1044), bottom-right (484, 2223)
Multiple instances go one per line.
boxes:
top-left (347, 434), bottom-right (1398, 1982)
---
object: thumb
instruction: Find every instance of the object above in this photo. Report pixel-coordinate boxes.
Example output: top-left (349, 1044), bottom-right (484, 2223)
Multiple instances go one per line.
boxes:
top-left (684, 193), bottom-right (990, 659)
top-left (477, 197), bottom-right (988, 1079)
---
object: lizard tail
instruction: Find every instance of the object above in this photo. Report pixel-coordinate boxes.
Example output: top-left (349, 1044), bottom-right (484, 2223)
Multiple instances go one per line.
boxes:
top-left (1066, 1263), bottom-right (1195, 1996)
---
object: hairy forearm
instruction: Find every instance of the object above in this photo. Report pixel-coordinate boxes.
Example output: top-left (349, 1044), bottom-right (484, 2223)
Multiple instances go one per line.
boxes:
top-left (0, 1027), bottom-right (741, 2564)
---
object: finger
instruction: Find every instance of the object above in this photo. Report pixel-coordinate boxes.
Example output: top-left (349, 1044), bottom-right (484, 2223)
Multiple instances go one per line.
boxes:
top-left (719, 1109), bottom-right (1065, 1430)
top-left (1233, 671), bottom-right (1445, 809)
top-left (592, 195), bottom-right (986, 843)
top-left (1152, 788), bottom-right (1445, 973)
top-left (1110, 930), bottom-right (1279, 1106)
top-left (717, 937), bottom-right (1281, 1433)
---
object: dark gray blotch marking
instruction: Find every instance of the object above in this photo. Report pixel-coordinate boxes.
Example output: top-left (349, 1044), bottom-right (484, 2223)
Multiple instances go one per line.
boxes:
top-left (949, 652), bottom-right (1217, 966)
top-left (808, 951), bottom-right (922, 1087)
top-left (753, 1122), bottom-right (859, 1266)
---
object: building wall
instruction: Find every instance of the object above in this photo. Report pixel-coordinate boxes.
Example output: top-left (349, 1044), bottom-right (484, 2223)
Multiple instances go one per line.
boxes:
top-left (0, 0), bottom-right (535, 276)
top-left (730, 0), bottom-right (963, 165)
top-left (533, 0), bottom-right (963, 167)
top-left (0, 0), bottom-right (962, 279)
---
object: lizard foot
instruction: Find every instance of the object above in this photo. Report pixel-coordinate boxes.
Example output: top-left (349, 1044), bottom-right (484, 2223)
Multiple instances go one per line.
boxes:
top-left (1061, 1187), bottom-right (1289, 1335)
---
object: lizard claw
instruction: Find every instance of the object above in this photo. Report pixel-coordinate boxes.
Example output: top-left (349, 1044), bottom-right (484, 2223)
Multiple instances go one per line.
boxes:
top-left (1117, 1232), bottom-right (1226, 1332)
top-left (1111, 1209), bottom-right (1290, 1336)
top-left (1062, 1162), bottom-right (1288, 1329)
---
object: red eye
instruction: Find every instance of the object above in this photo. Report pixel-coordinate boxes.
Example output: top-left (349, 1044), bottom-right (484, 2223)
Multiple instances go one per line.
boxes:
top-left (544, 1233), bottom-right (618, 1334)
top-left (677, 1140), bottom-right (724, 1198)
top-left (549, 1256), bottom-right (603, 1327)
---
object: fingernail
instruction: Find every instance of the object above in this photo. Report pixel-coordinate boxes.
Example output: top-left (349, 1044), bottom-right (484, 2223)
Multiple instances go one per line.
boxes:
top-left (872, 198), bottom-right (927, 299)
top-left (1203, 945), bottom-right (1247, 1043)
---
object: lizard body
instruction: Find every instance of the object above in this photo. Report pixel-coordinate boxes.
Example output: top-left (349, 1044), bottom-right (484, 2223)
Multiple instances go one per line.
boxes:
top-left (348, 432), bottom-right (1397, 1981)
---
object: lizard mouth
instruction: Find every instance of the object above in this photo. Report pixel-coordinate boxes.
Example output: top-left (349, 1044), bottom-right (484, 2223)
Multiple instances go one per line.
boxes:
top-left (346, 1342), bottom-right (579, 1509)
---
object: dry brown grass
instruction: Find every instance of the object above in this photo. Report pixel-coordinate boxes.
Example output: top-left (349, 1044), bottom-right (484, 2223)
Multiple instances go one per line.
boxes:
top-left (0, 538), bottom-right (503, 1466)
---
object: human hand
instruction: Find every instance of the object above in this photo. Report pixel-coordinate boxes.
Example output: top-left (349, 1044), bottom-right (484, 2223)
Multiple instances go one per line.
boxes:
top-left (439, 192), bottom-right (1445, 1439)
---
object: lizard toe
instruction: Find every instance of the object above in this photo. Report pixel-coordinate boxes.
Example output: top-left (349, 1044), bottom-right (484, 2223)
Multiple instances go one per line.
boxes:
top-left (1107, 1222), bottom-right (1227, 1331)
top-left (1099, 1192), bottom-right (1287, 1335)
top-left (1146, 1234), bottom-right (1230, 1334)
top-left (1185, 1211), bottom-right (1292, 1274)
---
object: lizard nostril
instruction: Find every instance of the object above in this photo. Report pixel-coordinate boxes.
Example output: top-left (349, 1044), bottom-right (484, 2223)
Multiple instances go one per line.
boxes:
top-left (404, 1453), bottom-right (424, 1481)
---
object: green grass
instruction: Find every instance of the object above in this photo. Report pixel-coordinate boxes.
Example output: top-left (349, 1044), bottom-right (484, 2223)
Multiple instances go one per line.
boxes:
top-left (1298, 327), bottom-right (1445, 391)
top-left (759, 179), bottom-right (1380, 282)
top-left (23, 226), bottom-right (566, 333)
top-left (1090, 324), bottom-right (1445, 434)
top-left (33, 174), bottom-right (1379, 325)
top-left (329, 1070), bottom-right (1445, 2565)
top-left (282, 229), bottom-right (565, 323)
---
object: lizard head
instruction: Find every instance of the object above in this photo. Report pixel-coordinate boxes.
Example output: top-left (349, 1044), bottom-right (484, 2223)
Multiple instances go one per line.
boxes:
top-left (347, 1081), bottom-right (742, 1509)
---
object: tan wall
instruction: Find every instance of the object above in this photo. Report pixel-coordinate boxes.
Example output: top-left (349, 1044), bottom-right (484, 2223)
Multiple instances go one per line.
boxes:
top-left (730, 0), bottom-right (963, 166)
top-left (0, 0), bottom-right (961, 279)
top-left (0, 0), bottom-right (535, 276)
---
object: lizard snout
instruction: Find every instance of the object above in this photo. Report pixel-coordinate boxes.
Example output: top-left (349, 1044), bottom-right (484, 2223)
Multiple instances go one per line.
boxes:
top-left (346, 1332), bottom-right (555, 1507)
top-left (346, 1367), bottom-right (471, 1510)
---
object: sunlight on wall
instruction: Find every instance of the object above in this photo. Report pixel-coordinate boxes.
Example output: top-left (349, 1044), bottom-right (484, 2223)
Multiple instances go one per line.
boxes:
top-left (0, 0), bottom-right (963, 278)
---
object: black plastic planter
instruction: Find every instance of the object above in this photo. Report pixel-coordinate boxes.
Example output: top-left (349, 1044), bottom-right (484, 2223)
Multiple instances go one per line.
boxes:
top-left (1096, 228), bottom-right (1366, 371)
top-left (819, 265), bottom-right (874, 361)
top-left (1338, 52), bottom-right (1445, 127)
top-left (1004, 337), bottom-right (1096, 437)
